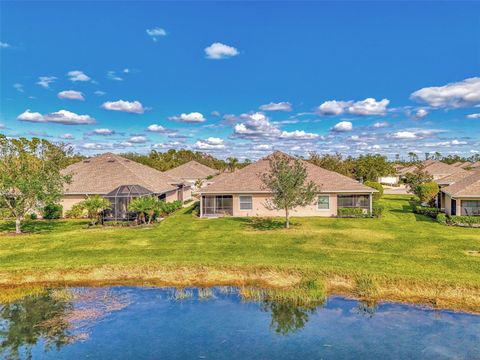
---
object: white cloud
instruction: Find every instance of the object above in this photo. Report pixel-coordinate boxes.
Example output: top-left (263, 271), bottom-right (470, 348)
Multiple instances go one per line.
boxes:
top-left (13, 83), bottom-right (24, 92)
top-left (94, 90), bottom-right (106, 96)
top-left (123, 68), bottom-right (130, 73)
top-left (211, 111), bottom-right (221, 117)
top-left (392, 131), bottom-right (417, 139)
top-left (410, 77), bottom-right (480, 108)
top-left (146, 27), bottom-right (167, 41)
top-left (58, 90), bottom-right (85, 101)
top-left (280, 130), bottom-right (319, 139)
top-left (107, 71), bottom-right (123, 81)
top-left (169, 112), bottom-right (206, 122)
top-left (0, 42), bottom-right (10, 48)
top-left (147, 124), bottom-right (167, 132)
top-left (194, 137), bottom-right (225, 150)
top-left (17, 109), bottom-right (95, 125)
top-left (373, 121), bottom-right (389, 128)
top-left (129, 135), bottom-right (148, 143)
top-left (81, 142), bottom-right (111, 150)
top-left (36, 76), bottom-right (56, 89)
top-left (253, 144), bottom-right (272, 151)
top-left (318, 98), bottom-right (389, 116)
top-left (259, 102), bottom-right (292, 112)
top-left (102, 100), bottom-right (145, 114)
top-left (93, 128), bottom-right (114, 135)
top-left (204, 42), bottom-right (239, 59)
top-left (332, 121), bottom-right (353, 132)
top-left (415, 108), bottom-right (428, 118)
top-left (68, 70), bottom-right (91, 82)
top-left (466, 113), bottom-right (480, 119)
top-left (61, 133), bottom-right (74, 139)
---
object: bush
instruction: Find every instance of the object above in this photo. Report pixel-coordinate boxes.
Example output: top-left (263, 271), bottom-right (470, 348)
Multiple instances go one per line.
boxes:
top-left (29, 213), bottom-right (38, 220)
top-left (338, 207), bottom-right (366, 218)
top-left (65, 203), bottom-right (86, 219)
top-left (413, 205), bottom-right (439, 218)
top-left (416, 182), bottom-right (439, 205)
top-left (448, 216), bottom-right (480, 227)
top-left (42, 203), bottom-right (63, 219)
top-left (372, 202), bottom-right (384, 218)
top-left (364, 181), bottom-right (383, 201)
top-left (158, 200), bottom-right (183, 216)
top-left (436, 213), bottom-right (447, 224)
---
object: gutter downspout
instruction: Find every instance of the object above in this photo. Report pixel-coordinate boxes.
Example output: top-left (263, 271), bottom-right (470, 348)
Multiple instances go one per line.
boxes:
top-left (200, 194), bottom-right (203, 218)
top-left (369, 193), bottom-right (373, 216)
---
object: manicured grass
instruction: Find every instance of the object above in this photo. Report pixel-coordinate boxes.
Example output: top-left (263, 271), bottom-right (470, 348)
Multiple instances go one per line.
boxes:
top-left (0, 195), bottom-right (479, 310)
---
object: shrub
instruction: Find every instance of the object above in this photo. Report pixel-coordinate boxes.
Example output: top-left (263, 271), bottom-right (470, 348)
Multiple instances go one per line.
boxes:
top-left (372, 202), bottom-right (384, 218)
top-left (338, 207), bottom-right (366, 218)
top-left (65, 203), bottom-right (86, 219)
top-left (448, 216), bottom-right (480, 227)
top-left (29, 212), bottom-right (38, 220)
top-left (364, 181), bottom-right (383, 201)
top-left (413, 205), bottom-right (439, 218)
top-left (416, 182), bottom-right (439, 205)
top-left (436, 213), bottom-right (447, 224)
top-left (355, 274), bottom-right (378, 298)
top-left (158, 200), bottom-right (183, 217)
top-left (42, 203), bottom-right (63, 219)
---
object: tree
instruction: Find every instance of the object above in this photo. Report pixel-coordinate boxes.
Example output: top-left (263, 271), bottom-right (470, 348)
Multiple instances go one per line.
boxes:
top-left (194, 178), bottom-right (204, 189)
top-left (364, 181), bottom-right (383, 201)
top-left (79, 195), bottom-right (111, 226)
top-left (404, 168), bottom-right (433, 195)
top-left (261, 153), bottom-right (319, 228)
top-left (351, 154), bottom-right (395, 183)
top-left (416, 182), bottom-right (439, 205)
top-left (128, 196), bottom-right (160, 224)
top-left (226, 157), bottom-right (239, 172)
top-left (433, 151), bottom-right (442, 161)
top-left (0, 136), bottom-right (71, 233)
top-left (408, 152), bottom-right (419, 162)
top-left (308, 152), bottom-right (353, 177)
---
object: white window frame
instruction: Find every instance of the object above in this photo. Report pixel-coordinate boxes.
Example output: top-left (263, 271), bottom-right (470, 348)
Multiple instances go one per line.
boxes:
top-left (317, 195), bottom-right (330, 210)
top-left (239, 195), bottom-right (253, 210)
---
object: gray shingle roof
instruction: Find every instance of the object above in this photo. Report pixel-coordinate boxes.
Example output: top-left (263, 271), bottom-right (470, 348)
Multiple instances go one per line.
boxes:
top-left (442, 170), bottom-right (480, 197)
top-left (164, 160), bottom-right (219, 180)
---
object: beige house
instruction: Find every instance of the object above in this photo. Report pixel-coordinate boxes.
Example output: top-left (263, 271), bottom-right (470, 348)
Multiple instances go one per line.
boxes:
top-left (198, 152), bottom-right (376, 218)
top-left (440, 171), bottom-right (480, 216)
top-left (164, 160), bottom-right (219, 188)
top-left (61, 153), bottom-right (191, 219)
top-left (398, 160), bottom-right (465, 181)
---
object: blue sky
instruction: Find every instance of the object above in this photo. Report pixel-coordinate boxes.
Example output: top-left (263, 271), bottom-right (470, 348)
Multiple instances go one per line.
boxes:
top-left (1, 1), bottom-right (479, 160)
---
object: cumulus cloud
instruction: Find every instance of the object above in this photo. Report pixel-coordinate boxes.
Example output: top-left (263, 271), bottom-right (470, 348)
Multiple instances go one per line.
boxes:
top-left (415, 108), bottom-right (428, 118)
top-left (280, 130), bottom-right (319, 139)
top-left (0, 42), bottom-right (10, 48)
top-left (68, 70), bottom-right (91, 82)
top-left (147, 124), bottom-right (167, 132)
top-left (13, 83), bottom-right (24, 92)
top-left (194, 137), bottom-right (226, 150)
top-left (36, 76), bottom-right (56, 89)
top-left (102, 100), bottom-right (145, 114)
top-left (253, 144), bottom-right (272, 151)
top-left (129, 135), bottom-right (148, 143)
top-left (94, 90), bottom-right (106, 96)
top-left (58, 90), bottom-right (85, 101)
top-left (93, 128), bottom-right (114, 135)
top-left (17, 109), bottom-right (95, 125)
top-left (410, 77), bottom-right (480, 108)
top-left (318, 98), bottom-right (389, 116)
top-left (332, 121), bottom-right (353, 132)
top-left (466, 113), bottom-right (480, 119)
top-left (373, 121), bottom-right (389, 128)
top-left (204, 42), bottom-right (239, 59)
top-left (146, 27), bottom-right (167, 41)
top-left (392, 131), bottom-right (417, 139)
top-left (61, 133), bottom-right (74, 139)
top-left (169, 112), bottom-right (206, 122)
top-left (259, 102), bottom-right (292, 112)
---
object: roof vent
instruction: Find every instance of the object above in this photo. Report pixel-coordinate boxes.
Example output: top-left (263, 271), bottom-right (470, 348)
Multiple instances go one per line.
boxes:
top-left (83, 160), bottom-right (90, 163)
top-left (107, 159), bottom-right (115, 163)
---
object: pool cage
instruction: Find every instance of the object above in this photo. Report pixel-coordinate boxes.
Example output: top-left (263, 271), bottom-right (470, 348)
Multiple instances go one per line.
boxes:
top-left (103, 185), bottom-right (155, 221)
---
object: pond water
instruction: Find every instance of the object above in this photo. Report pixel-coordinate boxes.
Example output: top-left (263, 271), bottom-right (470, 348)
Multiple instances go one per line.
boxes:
top-left (1, 286), bottom-right (479, 359)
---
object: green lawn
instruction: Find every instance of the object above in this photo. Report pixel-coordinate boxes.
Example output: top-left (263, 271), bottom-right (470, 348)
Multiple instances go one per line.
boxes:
top-left (0, 195), bottom-right (479, 288)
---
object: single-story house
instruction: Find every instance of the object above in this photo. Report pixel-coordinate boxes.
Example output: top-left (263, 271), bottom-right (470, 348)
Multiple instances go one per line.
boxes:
top-left (435, 169), bottom-right (473, 209)
top-left (198, 152), bottom-right (376, 218)
top-left (399, 160), bottom-right (465, 180)
top-left (440, 170), bottom-right (480, 216)
top-left (164, 160), bottom-right (219, 189)
top-left (61, 153), bottom-right (191, 219)
top-left (452, 161), bottom-right (473, 169)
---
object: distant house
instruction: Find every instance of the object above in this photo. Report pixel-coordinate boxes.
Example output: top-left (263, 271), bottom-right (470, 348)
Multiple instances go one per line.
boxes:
top-left (61, 153), bottom-right (191, 220)
top-left (198, 152), bottom-right (376, 218)
top-left (398, 160), bottom-right (465, 181)
top-left (439, 171), bottom-right (480, 216)
top-left (471, 161), bottom-right (480, 169)
top-left (164, 160), bottom-right (219, 188)
top-left (452, 161), bottom-right (473, 169)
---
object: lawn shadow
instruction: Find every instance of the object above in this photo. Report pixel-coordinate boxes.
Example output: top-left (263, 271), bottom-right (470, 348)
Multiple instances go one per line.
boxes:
top-left (230, 217), bottom-right (298, 231)
top-left (0, 220), bottom-right (86, 235)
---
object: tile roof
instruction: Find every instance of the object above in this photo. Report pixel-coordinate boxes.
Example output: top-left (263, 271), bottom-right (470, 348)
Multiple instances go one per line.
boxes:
top-left (442, 170), bottom-right (480, 197)
top-left (164, 160), bottom-right (219, 180)
top-left (436, 169), bottom-right (473, 186)
top-left (398, 160), bottom-right (464, 178)
top-left (61, 153), bottom-right (179, 194)
top-left (200, 151), bottom-right (375, 194)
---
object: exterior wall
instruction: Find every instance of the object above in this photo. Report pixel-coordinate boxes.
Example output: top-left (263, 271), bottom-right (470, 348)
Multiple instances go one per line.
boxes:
top-left (458, 197), bottom-right (480, 216)
top-left (443, 193), bottom-right (480, 216)
top-left (182, 187), bottom-right (192, 201)
top-left (200, 193), bottom-right (375, 217)
top-left (165, 189), bottom-right (179, 202)
top-left (378, 176), bottom-right (399, 185)
top-left (61, 194), bottom-right (87, 216)
top-left (444, 193), bottom-right (452, 215)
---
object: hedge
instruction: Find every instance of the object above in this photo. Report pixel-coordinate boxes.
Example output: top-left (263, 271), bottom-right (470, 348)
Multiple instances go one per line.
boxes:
top-left (372, 202), bottom-right (384, 218)
top-left (337, 207), bottom-right (367, 218)
top-left (413, 205), bottom-right (439, 218)
top-left (448, 215), bottom-right (480, 227)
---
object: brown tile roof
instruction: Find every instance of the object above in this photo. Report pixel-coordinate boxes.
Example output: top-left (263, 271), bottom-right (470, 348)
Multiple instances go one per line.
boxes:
top-left (451, 161), bottom-right (464, 167)
top-left (471, 161), bottom-right (480, 169)
top-left (442, 170), bottom-right (480, 197)
top-left (398, 161), bottom-right (464, 178)
top-left (436, 169), bottom-right (473, 186)
top-left (62, 153), bottom-right (178, 194)
top-left (200, 151), bottom-right (375, 194)
top-left (164, 160), bottom-right (219, 180)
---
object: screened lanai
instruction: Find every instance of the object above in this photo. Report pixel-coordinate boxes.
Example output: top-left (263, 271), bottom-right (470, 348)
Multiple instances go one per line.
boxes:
top-left (103, 185), bottom-right (154, 221)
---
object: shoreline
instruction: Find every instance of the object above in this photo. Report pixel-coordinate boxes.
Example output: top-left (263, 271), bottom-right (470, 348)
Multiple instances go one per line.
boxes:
top-left (1, 265), bottom-right (479, 314)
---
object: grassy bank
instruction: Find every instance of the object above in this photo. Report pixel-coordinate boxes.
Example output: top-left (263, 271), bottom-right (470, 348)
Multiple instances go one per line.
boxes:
top-left (0, 195), bottom-right (479, 311)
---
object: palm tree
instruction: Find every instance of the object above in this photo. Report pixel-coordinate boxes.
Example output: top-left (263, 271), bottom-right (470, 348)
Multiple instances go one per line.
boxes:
top-left (79, 195), bottom-right (111, 226)
top-left (226, 157), bottom-right (239, 172)
top-left (408, 152), bottom-right (418, 163)
top-left (128, 196), bottom-right (160, 224)
top-left (434, 151), bottom-right (442, 160)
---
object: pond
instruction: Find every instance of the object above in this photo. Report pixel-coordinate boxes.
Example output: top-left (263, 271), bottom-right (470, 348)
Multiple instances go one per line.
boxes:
top-left (1, 286), bottom-right (479, 359)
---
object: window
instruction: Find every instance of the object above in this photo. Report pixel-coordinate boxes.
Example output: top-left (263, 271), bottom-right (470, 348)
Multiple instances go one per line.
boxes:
top-left (239, 195), bottom-right (253, 210)
top-left (461, 200), bottom-right (480, 216)
top-left (337, 195), bottom-right (370, 208)
top-left (317, 196), bottom-right (330, 210)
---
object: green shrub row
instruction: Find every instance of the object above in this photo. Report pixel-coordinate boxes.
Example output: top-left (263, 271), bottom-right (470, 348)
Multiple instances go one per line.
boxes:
top-left (436, 214), bottom-right (480, 227)
top-left (371, 203), bottom-right (384, 218)
top-left (337, 207), bottom-right (367, 218)
top-left (413, 205), bottom-right (439, 218)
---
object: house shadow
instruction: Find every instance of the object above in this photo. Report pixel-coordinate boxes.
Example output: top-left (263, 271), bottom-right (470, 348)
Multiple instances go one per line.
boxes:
top-left (230, 217), bottom-right (297, 231)
top-left (0, 220), bottom-right (84, 235)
